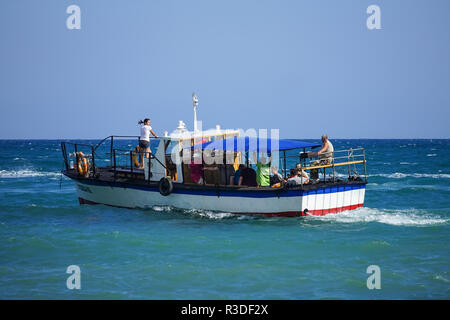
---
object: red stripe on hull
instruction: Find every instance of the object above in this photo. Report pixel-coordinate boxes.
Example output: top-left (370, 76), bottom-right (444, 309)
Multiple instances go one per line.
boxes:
top-left (303, 203), bottom-right (363, 216)
top-left (78, 197), bottom-right (364, 217)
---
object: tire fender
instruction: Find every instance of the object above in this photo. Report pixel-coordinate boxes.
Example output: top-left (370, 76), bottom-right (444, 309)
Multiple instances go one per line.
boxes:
top-left (158, 177), bottom-right (173, 196)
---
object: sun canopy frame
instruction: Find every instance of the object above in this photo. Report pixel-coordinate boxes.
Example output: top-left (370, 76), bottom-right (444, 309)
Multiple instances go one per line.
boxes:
top-left (193, 136), bottom-right (321, 153)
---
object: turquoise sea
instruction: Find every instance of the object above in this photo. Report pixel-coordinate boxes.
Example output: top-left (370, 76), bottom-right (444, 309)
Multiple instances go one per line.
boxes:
top-left (0, 139), bottom-right (449, 299)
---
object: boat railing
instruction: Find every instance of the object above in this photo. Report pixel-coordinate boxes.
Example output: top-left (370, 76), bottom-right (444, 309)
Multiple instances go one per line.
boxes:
top-left (93, 135), bottom-right (161, 164)
top-left (61, 136), bottom-right (142, 172)
top-left (110, 147), bottom-right (166, 182)
top-left (62, 138), bottom-right (367, 188)
top-left (61, 141), bottom-right (97, 177)
top-left (281, 147), bottom-right (367, 186)
top-left (62, 138), bottom-right (167, 181)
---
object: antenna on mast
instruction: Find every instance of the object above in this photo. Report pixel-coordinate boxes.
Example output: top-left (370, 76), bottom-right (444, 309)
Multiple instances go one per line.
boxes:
top-left (192, 92), bottom-right (199, 132)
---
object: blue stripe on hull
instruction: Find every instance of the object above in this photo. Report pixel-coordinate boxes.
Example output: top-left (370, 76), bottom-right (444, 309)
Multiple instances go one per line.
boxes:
top-left (74, 178), bottom-right (366, 199)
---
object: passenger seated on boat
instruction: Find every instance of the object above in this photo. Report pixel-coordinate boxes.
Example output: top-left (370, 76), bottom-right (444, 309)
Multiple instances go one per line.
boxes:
top-left (165, 156), bottom-right (177, 180)
top-left (286, 168), bottom-right (309, 186)
top-left (203, 163), bottom-right (221, 185)
top-left (253, 152), bottom-right (272, 187)
top-left (298, 164), bottom-right (310, 183)
top-left (219, 164), bottom-right (235, 185)
top-left (189, 161), bottom-right (203, 184)
top-left (306, 135), bottom-right (333, 183)
top-left (182, 163), bottom-right (192, 183)
top-left (287, 163), bottom-right (302, 179)
top-left (270, 166), bottom-right (283, 185)
top-left (188, 151), bottom-right (203, 184)
top-left (238, 165), bottom-right (257, 187)
top-left (308, 134), bottom-right (334, 165)
top-left (233, 164), bottom-right (245, 185)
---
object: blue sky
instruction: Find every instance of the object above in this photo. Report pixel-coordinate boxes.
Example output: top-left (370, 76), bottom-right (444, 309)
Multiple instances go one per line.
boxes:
top-left (0, 0), bottom-right (449, 139)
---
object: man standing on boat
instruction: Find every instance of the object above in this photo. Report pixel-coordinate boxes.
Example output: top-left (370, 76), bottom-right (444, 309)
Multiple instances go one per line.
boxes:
top-left (138, 118), bottom-right (158, 168)
top-left (253, 152), bottom-right (272, 187)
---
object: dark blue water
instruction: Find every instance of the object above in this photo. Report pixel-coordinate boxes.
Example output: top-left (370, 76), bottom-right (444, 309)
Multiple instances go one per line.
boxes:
top-left (0, 139), bottom-right (449, 299)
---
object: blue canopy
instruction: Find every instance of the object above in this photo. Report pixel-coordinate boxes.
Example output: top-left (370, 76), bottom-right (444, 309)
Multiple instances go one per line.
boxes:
top-left (193, 137), bottom-right (321, 153)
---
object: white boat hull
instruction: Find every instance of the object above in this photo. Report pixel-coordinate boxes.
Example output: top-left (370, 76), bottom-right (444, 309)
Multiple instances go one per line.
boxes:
top-left (74, 179), bottom-right (366, 216)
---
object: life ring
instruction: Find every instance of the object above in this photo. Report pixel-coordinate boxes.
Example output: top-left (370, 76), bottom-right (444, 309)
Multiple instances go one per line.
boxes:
top-left (77, 152), bottom-right (88, 176)
top-left (158, 177), bottom-right (173, 196)
top-left (132, 146), bottom-right (141, 168)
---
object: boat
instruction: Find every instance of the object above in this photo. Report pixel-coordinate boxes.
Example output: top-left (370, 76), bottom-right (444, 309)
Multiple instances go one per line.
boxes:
top-left (61, 97), bottom-right (367, 217)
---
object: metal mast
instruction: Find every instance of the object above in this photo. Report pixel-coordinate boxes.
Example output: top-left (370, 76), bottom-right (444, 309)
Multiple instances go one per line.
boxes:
top-left (192, 93), bottom-right (199, 132)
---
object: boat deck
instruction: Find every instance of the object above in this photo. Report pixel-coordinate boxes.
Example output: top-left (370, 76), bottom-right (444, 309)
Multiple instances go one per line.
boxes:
top-left (64, 166), bottom-right (365, 193)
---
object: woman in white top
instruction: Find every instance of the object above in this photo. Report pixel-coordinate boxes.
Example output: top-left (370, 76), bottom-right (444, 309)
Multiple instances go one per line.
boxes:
top-left (138, 118), bottom-right (158, 168)
top-left (287, 168), bottom-right (309, 185)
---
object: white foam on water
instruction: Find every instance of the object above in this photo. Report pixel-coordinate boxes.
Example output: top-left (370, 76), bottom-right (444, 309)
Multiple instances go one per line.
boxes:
top-left (151, 205), bottom-right (173, 212)
top-left (434, 275), bottom-right (450, 283)
top-left (198, 211), bottom-right (235, 219)
top-left (184, 208), bottom-right (234, 219)
top-left (151, 205), bottom-right (236, 219)
top-left (149, 204), bottom-right (449, 225)
top-left (367, 182), bottom-right (435, 192)
top-left (307, 207), bottom-right (449, 226)
top-left (152, 205), bottom-right (449, 224)
top-left (427, 154), bottom-right (437, 157)
top-left (0, 169), bottom-right (61, 178)
top-left (368, 173), bottom-right (450, 179)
